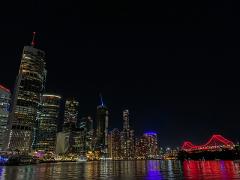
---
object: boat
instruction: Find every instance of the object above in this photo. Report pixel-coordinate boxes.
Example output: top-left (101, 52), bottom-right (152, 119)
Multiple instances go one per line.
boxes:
top-left (5, 155), bottom-right (38, 166)
top-left (76, 156), bottom-right (87, 162)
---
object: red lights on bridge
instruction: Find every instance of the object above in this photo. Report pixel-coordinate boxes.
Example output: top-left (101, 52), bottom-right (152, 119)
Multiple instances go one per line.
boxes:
top-left (181, 134), bottom-right (235, 152)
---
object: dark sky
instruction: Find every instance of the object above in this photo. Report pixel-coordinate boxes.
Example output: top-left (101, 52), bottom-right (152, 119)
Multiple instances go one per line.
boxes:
top-left (0, 0), bottom-right (240, 148)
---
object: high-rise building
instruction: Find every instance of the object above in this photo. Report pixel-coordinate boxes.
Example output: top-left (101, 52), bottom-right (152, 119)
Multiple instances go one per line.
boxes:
top-left (63, 98), bottom-right (79, 132)
top-left (96, 95), bottom-right (109, 155)
top-left (0, 85), bottom-right (11, 151)
top-left (143, 132), bottom-right (159, 159)
top-left (8, 35), bottom-right (47, 152)
top-left (108, 128), bottom-right (121, 160)
top-left (79, 116), bottom-right (94, 152)
top-left (123, 109), bottom-right (130, 130)
top-left (70, 127), bottom-right (83, 154)
top-left (135, 136), bottom-right (147, 159)
top-left (62, 98), bottom-right (80, 154)
top-left (120, 109), bottom-right (135, 159)
top-left (34, 94), bottom-right (61, 152)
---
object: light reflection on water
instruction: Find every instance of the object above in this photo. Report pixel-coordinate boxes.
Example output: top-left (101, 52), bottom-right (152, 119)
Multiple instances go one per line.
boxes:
top-left (0, 160), bottom-right (240, 179)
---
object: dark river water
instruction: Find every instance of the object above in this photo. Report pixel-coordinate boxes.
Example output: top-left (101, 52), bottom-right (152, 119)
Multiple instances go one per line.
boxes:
top-left (1, 160), bottom-right (240, 179)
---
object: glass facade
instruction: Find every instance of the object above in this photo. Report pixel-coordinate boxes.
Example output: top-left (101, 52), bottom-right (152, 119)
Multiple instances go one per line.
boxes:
top-left (120, 109), bottom-right (135, 159)
top-left (78, 116), bottom-right (94, 153)
top-left (135, 136), bottom-right (147, 159)
top-left (34, 94), bottom-right (61, 152)
top-left (63, 99), bottom-right (79, 132)
top-left (108, 128), bottom-right (121, 160)
top-left (8, 46), bottom-right (46, 152)
top-left (96, 104), bottom-right (109, 154)
top-left (143, 132), bottom-right (159, 159)
top-left (0, 85), bottom-right (11, 151)
top-left (62, 98), bottom-right (79, 154)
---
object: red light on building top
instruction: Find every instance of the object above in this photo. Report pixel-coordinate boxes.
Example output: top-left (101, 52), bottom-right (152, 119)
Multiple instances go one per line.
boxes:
top-left (31, 32), bottom-right (36, 47)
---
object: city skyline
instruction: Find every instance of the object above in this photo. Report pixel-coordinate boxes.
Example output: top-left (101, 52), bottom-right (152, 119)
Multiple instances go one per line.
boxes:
top-left (0, 37), bottom-right (162, 160)
top-left (0, 31), bottom-right (240, 148)
top-left (0, 0), bottom-right (240, 179)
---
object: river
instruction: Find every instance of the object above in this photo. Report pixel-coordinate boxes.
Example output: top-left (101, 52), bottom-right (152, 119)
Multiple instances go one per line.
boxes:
top-left (0, 160), bottom-right (240, 179)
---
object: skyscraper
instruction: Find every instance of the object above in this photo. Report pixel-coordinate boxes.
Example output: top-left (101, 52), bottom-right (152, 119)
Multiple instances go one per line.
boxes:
top-left (135, 136), bottom-right (147, 159)
top-left (34, 94), bottom-right (61, 152)
top-left (8, 34), bottom-right (47, 152)
top-left (120, 109), bottom-right (135, 159)
top-left (70, 127), bottom-right (83, 154)
top-left (79, 116), bottom-right (94, 152)
top-left (62, 98), bottom-right (79, 154)
top-left (143, 132), bottom-right (159, 159)
top-left (96, 95), bottom-right (109, 155)
top-left (108, 128), bottom-right (121, 160)
top-left (123, 109), bottom-right (130, 130)
top-left (0, 85), bottom-right (11, 151)
top-left (63, 98), bottom-right (79, 132)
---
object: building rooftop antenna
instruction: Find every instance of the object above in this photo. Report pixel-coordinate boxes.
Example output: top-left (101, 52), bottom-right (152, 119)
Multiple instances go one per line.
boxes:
top-left (31, 32), bottom-right (36, 47)
top-left (100, 93), bottom-right (104, 106)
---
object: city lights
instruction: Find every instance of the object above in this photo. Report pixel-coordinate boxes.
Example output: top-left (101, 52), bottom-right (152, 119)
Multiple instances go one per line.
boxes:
top-left (0, 33), bottom-right (238, 168)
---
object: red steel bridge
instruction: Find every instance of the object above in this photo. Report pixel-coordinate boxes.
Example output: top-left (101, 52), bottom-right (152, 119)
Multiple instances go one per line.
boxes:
top-left (181, 134), bottom-right (235, 152)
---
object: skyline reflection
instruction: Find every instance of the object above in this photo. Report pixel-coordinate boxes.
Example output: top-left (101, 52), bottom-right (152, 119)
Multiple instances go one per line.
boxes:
top-left (183, 160), bottom-right (240, 179)
top-left (0, 160), bottom-right (240, 179)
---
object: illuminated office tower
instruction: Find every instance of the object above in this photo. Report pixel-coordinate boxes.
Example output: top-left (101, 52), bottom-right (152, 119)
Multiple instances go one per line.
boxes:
top-left (63, 98), bottom-right (79, 132)
top-left (8, 33), bottom-right (47, 152)
top-left (0, 85), bottom-right (11, 151)
top-left (143, 132), bottom-right (159, 159)
top-left (62, 98), bottom-right (80, 154)
top-left (35, 94), bottom-right (61, 152)
top-left (123, 109), bottom-right (129, 130)
top-left (135, 136), bottom-right (147, 159)
top-left (120, 109), bottom-right (135, 159)
top-left (96, 95), bottom-right (109, 155)
top-left (70, 127), bottom-right (83, 154)
top-left (108, 128), bottom-right (121, 160)
top-left (79, 116), bottom-right (94, 152)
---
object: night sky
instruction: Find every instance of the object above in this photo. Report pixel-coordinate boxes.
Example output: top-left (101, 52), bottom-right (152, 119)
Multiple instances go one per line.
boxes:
top-left (0, 0), bottom-right (240, 148)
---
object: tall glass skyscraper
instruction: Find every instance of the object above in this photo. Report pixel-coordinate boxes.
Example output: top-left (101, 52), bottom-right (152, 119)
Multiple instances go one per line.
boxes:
top-left (0, 85), bottom-right (11, 151)
top-left (96, 96), bottom-right (109, 155)
top-left (8, 43), bottom-right (46, 152)
top-left (62, 98), bottom-right (79, 153)
top-left (108, 128), bottom-right (121, 160)
top-left (79, 116), bottom-right (94, 152)
top-left (34, 94), bottom-right (61, 152)
top-left (63, 98), bottom-right (79, 132)
top-left (123, 109), bottom-right (130, 130)
top-left (121, 109), bottom-right (135, 159)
